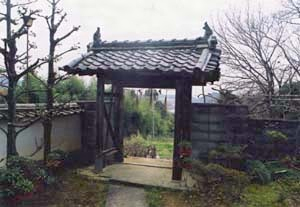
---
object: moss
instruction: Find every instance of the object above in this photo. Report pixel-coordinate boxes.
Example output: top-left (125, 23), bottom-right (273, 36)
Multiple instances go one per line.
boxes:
top-left (145, 178), bottom-right (300, 207)
top-left (145, 188), bottom-right (163, 207)
top-left (235, 179), bottom-right (300, 207)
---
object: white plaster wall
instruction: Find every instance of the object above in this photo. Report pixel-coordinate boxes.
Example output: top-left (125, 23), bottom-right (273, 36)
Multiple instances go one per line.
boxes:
top-left (0, 114), bottom-right (81, 166)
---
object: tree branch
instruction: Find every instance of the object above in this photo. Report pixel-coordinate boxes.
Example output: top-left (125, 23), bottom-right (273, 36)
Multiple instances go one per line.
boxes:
top-left (16, 116), bottom-right (42, 135)
top-left (54, 26), bottom-right (80, 45)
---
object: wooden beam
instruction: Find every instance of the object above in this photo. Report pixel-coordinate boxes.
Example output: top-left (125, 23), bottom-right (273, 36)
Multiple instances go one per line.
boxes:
top-left (95, 73), bottom-right (105, 172)
top-left (104, 71), bottom-right (181, 88)
top-left (172, 79), bottom-right (192, 180)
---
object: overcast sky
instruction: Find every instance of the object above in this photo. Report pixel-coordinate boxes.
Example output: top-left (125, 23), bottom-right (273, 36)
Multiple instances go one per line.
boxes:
top-left (0, 0), bottom-right (283, 96)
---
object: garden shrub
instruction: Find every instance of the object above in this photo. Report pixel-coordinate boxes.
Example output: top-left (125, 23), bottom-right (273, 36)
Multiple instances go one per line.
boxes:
top-left (124, 134), bottom-right (157, 158)
top-left (265, 130), bottom-right (288, 141)
top-left (246, 160), bottom-right (272, 184)
top-left (6, 156), bottom-right (47, 182)
top-left (190, 160), bottom-right (250, 203)
top-left (0, 167), bottom-right (34, 198)
top-left (208, 144), bottom-right (248, 170)
top-left (265, 160), bottom-right (300, 180)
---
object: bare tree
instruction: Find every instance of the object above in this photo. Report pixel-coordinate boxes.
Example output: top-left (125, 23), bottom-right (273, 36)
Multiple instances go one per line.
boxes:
top-left (214, 7), bottom-right (294, 117)
top-left (275, 0), bottom-right (300, 79)
top-left (40, 0), bottom-right (79, 162)
top-left (0, 0), bottom-right (44, 157)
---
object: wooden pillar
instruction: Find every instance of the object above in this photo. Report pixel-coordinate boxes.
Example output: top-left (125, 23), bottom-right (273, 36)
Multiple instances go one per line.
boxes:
top-left (95, 73), bottom-right (105, 172)
top-left (172, 79), bottom-right (192, 180)
top-left (113, 84), bottom-right (124, 163)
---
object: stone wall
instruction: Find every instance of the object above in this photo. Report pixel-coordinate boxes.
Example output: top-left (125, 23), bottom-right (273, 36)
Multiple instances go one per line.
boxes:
top-left (191, 104), bottom-right (249, 159)
top-left (191, 103), bottom-right (300, 159)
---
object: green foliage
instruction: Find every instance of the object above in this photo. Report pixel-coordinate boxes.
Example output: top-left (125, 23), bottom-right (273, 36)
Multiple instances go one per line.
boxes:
top-left (190, 161), bottom-right (250, 202)
top-left (209, 144), bottom-right (246, 159)
top-left (265, 130), bottom-right (288, 141)
top-left (124, 134), bottom-right (174, 159)
top-left (148, 138), bottom-right (173, 159)
top-left (16, 75), bottom-right (98, 103)
top-left (203, 163), bottom-right (250, 185)
top-left (246, 160), bottom-right (272, 184)
top-left (237, 183), bottom-right (284, 207)
top-left (55, 76), bottom-right (87, 102)
top-left (123, 89), bottom-right (174, 138)
top-left (145, 188), bottom-right (163, 207)
top-left (7, 156), bottom-right (47, 181)
top-left (124, 134), bottom-right (153, 157)
top-left (265, 160), bottom-right (300, 180)
top-left (235, 179), bottom-right (300, 207)
top-left (208, 144), bottom-right (247, 170)
top-left (0, 167), bottom-right (33, 198)
top-left (17, 73), bottom-right (46, 103)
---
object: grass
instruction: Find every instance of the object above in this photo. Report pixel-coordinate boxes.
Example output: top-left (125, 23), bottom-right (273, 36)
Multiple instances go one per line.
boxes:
top-left (124, 134), bottom-right (173, 159)
top-left (12, 169), bottom-right (108, 207)
top-left (145, 179), bottom-right (300, 207)
top-left (145, 138), bottom-right (174, 159)
top-left (234, 179), bottom-right (300, 207)
top-left (145, 187), bottom-right (164, 207)
top-left (145, 187), bottom-right (202, 207)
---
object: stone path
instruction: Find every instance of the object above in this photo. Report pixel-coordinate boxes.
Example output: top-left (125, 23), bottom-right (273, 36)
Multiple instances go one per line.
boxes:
top-left (105, 184), bottom-right (148, 207)
top-left (78, 157), bottom-right (196, 191)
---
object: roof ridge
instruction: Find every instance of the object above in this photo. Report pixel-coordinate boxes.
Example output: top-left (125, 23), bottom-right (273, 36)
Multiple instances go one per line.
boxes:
top-left (87, 37), bottom-right (208, 52)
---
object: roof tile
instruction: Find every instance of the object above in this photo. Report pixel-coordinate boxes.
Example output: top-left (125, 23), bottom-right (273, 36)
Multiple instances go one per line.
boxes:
top-left (62, 38), bottom-right (221, 83)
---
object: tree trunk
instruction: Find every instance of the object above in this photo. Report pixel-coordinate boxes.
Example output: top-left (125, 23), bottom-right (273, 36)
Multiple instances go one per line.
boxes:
top-left (7, 79), bottom-right (18, 156)
top-left (43, 118), bottom-right (52, 163)
top-left (43, 78), bottom-right (54, 163)
top-left (6, 0), bottom-right (18, 157)
top-left (43, 57), bottom-right (55, 163)
top-left (43, 24), bottom-right (55, 163)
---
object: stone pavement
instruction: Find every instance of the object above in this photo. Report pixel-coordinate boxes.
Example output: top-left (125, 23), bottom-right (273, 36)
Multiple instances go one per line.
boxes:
top-left (105, 184), bottom-right (148, 207)
top-left (78, 157), bottom-right (196, 191)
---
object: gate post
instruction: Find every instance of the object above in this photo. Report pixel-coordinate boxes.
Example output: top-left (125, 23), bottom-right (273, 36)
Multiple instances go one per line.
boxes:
top-left (95, 73), bottom-right (105, 172)
top-left (172, 79), bottom-right (192, 180)
top-left (114, 84), bottom-right (124, 162)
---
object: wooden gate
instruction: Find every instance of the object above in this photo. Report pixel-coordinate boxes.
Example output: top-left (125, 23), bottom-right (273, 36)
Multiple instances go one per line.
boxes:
top-left (102, 86), bottom-right (123, 165)
top-left (79, 85), bottom-right (123, 167)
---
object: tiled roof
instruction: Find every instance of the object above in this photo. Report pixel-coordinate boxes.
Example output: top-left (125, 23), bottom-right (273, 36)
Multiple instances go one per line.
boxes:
top-left (0, 103), bottom-right (83, 123)
top-left (62, 38), bottom-right (221, 83)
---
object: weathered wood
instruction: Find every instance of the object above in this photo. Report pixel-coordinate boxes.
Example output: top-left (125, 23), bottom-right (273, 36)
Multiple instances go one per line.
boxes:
top-left (95, 73), bottom-right (105, 173)
top-left (102, 147), bottom-right (118, 155)
top-left (104, 104), bottom-right (118, 149)
top-left (172, 79), bottom-right (192, 180)
top-left (104, 89), bottom-right (114, 150)
top-left (113, 84), bottom-right (124, 162)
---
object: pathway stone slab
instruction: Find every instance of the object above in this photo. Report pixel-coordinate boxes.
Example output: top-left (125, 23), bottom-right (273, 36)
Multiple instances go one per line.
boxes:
top-left (105, 184), bottom-right (148, 207)
top-left (78, 158), bottom-right (196, 190)
top-left (124, 156), bottom-right (173, 168)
